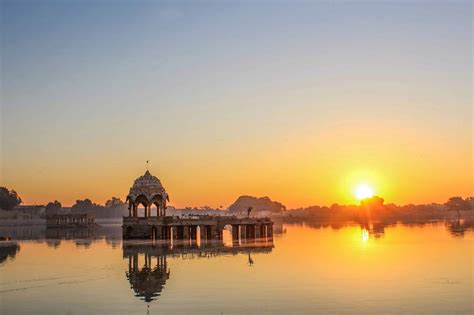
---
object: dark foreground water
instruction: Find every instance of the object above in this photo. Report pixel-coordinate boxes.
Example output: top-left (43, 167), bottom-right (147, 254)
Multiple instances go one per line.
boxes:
top-left (0, 222), bottom-right (472, 315)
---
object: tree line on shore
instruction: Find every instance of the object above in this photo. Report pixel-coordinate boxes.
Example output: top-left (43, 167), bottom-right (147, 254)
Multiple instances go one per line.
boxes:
top-left (45, 197), bottom-right (128, 218)
top-left (0, 187), bottom-right (128, 218)
top-left (1, 186), bottom-right (472, 222)
top-left (283, 196), bottom-right (474, 224)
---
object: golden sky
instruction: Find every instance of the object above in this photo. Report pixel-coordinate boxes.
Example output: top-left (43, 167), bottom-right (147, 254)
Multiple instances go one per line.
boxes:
top-left (1, 2), bottom-right (472, 208)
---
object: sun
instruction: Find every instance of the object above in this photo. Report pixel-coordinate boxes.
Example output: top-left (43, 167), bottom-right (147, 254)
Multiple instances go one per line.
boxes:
top-left (354, 184), bottom-right (374, 200)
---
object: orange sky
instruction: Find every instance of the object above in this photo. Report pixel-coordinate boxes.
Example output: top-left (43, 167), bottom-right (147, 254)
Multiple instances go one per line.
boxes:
top-left (2, 116), bottom-right (472, 209)
top-left (2, 1), bottom-right (472, 209)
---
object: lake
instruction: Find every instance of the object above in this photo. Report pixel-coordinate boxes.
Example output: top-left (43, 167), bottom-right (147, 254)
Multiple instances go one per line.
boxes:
top-left (0, 222), bottom-right (472, 314)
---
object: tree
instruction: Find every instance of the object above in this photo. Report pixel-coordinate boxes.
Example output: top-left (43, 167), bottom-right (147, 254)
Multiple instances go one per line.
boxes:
top-left (105, 197), bottom-right (125, 208)
top-left (71, 199), bottom-right (103, 214)
top-left (0, 187), bottom-right (22, 210)
top-left (229, 196), bottom-right (286, 213)
top-left (104, 197), bottom-right (128, 217)
top-left (46, 200), bottom-right (62, 216)
top-left (360, 196), bottom-right (385, 208)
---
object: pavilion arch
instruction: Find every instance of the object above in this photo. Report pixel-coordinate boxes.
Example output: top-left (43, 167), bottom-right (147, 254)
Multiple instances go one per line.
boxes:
top-left (150, 194), bottom-right (166, 216)
top-left (134, 195), bottom-right (150, 217)
top-left (149, 204), bottom-right (158, 217)
top-left (135, 194), bottom-right (149, 206)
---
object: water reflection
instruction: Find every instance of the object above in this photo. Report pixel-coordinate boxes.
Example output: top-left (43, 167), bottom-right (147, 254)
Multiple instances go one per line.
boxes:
top-left (359, 222), bottom-right (387, 239)
top-left (0, 222), bottom-right (472, 315)
top-left (123, 238), bottom-right (274, 303)
top-left (1, 219), bottom-right (472, 250)
top-left (0, 242), bottom-right (20, 265)
top-left (361, 228), bottom-right (369, 242)
top-left (0, 223), bottom-right (123, 248)
top-left (125, 247), bottom-right (169, 303)
top-left (445, 219), bottom-right (474, 237)
top-left (286, 219), bottom-right (474, 241)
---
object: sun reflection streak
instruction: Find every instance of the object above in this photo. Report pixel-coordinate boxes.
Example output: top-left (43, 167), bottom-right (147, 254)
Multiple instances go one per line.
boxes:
top-left (361, 228), bottom-right (369, 243)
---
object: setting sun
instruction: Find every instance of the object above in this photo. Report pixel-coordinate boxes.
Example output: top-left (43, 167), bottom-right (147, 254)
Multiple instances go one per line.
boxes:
top-left (355, 184), bottom-right (375, 200)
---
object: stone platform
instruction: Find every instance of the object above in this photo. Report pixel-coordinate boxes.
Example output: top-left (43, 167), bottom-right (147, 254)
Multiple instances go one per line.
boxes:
top-left (122, 215), bottom-right (273, 240)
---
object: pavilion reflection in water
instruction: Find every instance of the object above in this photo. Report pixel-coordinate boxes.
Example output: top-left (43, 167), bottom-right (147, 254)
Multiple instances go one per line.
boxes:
top-left (123, 237), bottom-right (274, 303)
top-left (126, 248), bottom-right (169, 303)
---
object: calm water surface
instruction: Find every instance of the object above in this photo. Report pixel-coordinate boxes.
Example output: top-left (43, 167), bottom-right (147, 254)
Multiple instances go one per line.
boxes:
top-left (0, 223), bottom-right (472, 315)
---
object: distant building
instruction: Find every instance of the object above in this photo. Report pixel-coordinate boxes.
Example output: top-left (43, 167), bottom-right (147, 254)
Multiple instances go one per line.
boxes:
top-left (0, 205), bottom-right (46, 223)
top-left (13, 205), bottom-right (45, 219)
top-left (46, 214), bottom-right (95, 228)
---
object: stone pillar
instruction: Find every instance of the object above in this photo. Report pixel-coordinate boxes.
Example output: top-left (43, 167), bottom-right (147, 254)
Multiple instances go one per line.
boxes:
top-left (128, 204), bottom-right (132, 217)
top-left (199, 225), bottom-right (206, 240)
top-left (161, 226), bottom-right (167, 239)
top-left (217, 227), bottom-right (223, 240)
top-left (240, 225), bottom-right (247, 240)
top-left (205, 225), bottom-right (211, 239)
top-left (189, 226), bottom-right (194, 240)
top-left (172, 226), bottom-right (178, 240)
top-left (183, 225), bottom-right (189, 240)
top-left (144, 252), bottom-right (150, 268)
top-left (157, 255), bottom-right (165, 269)
top-left (133, 254), bottom-right (138, 271)
top-left (246, 225), bottom-right (251, 238)
top-left (209, 226), bottom-right (219, 239)
top-left (268, 224), bottom-right (273, 238)
top-left (232, 225), bottom-right (240, 241)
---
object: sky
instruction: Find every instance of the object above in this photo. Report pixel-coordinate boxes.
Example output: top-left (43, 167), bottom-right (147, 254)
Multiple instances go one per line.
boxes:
top-left (1, 0), bottom-right (472, 209)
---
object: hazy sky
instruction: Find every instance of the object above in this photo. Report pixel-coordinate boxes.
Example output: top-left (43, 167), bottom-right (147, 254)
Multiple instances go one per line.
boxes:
top-left (1, 0), bottom-right (472, 208)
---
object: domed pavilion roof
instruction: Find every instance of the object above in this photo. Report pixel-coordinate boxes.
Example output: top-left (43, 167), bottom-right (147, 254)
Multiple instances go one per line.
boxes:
top-left (127, 171), bottom-right (169, 204)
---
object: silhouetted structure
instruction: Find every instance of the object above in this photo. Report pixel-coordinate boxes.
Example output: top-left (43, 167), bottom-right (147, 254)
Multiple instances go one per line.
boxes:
top-left (123, 171), bottom-right (274, 240)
